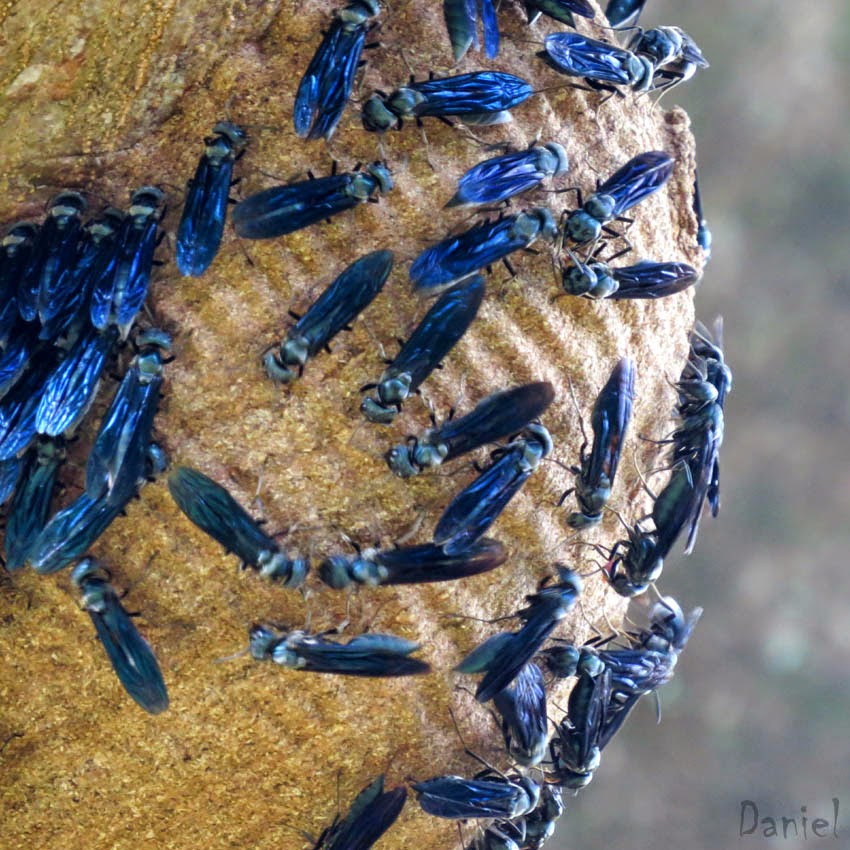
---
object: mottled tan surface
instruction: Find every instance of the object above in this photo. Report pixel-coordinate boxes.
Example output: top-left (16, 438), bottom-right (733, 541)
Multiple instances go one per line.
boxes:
top-left (0, 1), bottom-right (699, 848)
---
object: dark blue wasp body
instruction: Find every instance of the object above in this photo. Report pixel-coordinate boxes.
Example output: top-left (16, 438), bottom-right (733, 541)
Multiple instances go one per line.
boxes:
top-left (176, 122), bottom-right (247, 276)
top-left (492, 661), bottom-right (548, 766)
top-left (35, 326), bottom-right (119, 438)
top-left (561, 252), bottom-right (698, 300)
top-left (467, 818), bottom-right (526, 850)
top-left (457, 566), bottom-right (582, 702)
top-left (414, 771), bottom-right (540, 820)
top-left (0, 330), bottom-right (37, 400)
top-left (542, 33), bottom-right (656, 94)
top-left (90, 187), bottom-right (165, 338)
top-left (560, 151), bottom-right (674, 246)
top-left (604, 0), bottom-right (646, 28)
top-left (386, 381), bottom-right (555, 478)
top-left (313, 775), bottom-right (407, 850)
top-left (4, 438), bottom-right (65, 571)
top-left (0, 457), bottom-right (22, 505)
top-left (523, 0), bottom-right (594, 28)
top-left (168, 465), bottom-right (309, 587)
top-left (443, 0), bottom-right (499, 62)
top-left (693, 169), bottom-right (712, 258)
top-left (447, 144), bottom-right (568, 209)
top-left (249, 625), bottom-right (431, 677)
top-left (264, 250), bottom-right (393, 383)
top-left (433, 423), bottom-right (552, 556)
top-left (0, 223), bottom-right (38, 345)
top-left (0, 353), bottom-right (54, 462)
top-left (319, 538), bottom-right (507, 589)
top-left (232, 162), bottom-right (392, 240)
top-left (410, 208), bottom-right (558, 295)
top-left (564, 358), bottom-right (634, 529)
top-left (72, 558), bottom-right (169, 714)
top-left (294, 0), bottom-right (381, 141)
top-left (548, 649), bottom-right (610, 788)
top-left (521, 785), bottom-right (565, 849)
top-left (39, 209), bottom-right (126, 341)
top-left (19, 192), bottom-right (87, 324)
top-left (361, 274), bottom-right (484, 424)
top-left (85, 329), bottom-right (170, 507)
top-left (361, 72), bottom-right (533, 132)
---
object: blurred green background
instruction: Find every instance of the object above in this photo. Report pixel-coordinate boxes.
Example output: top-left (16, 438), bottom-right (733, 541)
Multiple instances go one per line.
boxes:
top-left (552, 1), bottom-right (850, 847)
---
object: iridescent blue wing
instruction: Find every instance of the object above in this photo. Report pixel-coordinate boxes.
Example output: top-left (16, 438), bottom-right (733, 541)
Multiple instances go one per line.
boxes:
top-left (29, 492), bottom-right (125, 574)
top-left (323, 780), bottom-right (407, 850)
top-left (293, 250), bottom-right (393, 355)
top-left (115, 220), bottom-right (160, 336)
top-left (0, 456), bottom-right (21, 505)
top-left (176, 151), bottom-right (236, 276)
top-left (167, 466), bottom-right (279, 567)
top-left (474, 614), bottom-right (560, 702)
top-left (448, 150), bottom-right (549, 207)
top-left (36, 327), bottom-right (118, 437)
top-left (597, 151), bottom-right (674, 218)
top-left (585, 358), bottom-right (634, 496)
top-left (84, 580), bottom-right (169, 713)
top-left (385, 275), bottom-right (484, 390)
top-left (4, 442), bottom-right (64, 570)
top-left (433, 445), bottom-right (530, 556)
top-left (0, 363), bottom-right (48, 461)
top-left (479, 0), bottom-right (499, 59)
top-left (411, 72), bottom-right (532, 116)
top-left (294, 17), bottom-right (370, 140)
top-left (372, 539), bottom-right (507, 584)
top-left (232, 173), bottom-right (358, 239)
top-left (413, 776), bottom-right (525, 819)
top-left (543, 33), bottom-right (638, 85)
top-left (608, 261), bottom-right (697, 299)
top-left (492, 661), bottom-right (548, 766)
top-left (524, 0), bottom-right (594, 25)
top-left (431, 382), bottom-right (555, 462)
top-left (410, 218), bottom-right (528, 291)
top-left (0, 331), bottom-right (35, 400)
top-left (443, 0), bottom-right (477, 62)
top-left (294, 635), bottom-right (430, 676)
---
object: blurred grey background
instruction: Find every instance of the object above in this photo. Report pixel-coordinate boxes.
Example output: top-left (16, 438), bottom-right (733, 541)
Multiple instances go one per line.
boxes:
top-left (551, 1), bottom-right (850, 847)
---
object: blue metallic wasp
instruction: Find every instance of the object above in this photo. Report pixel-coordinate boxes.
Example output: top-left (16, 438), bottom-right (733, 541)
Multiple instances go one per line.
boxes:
top-left (0, 352), bottom-right (54, 462)
top-left (176, 122), bottom-right (247, 276)
top-left (446, 144), bottom-right (568, 209)
top-left (410, 208), bottom-right (558, 294)
top-left (0, 329), bottom-right (37, 401)
top-left (90, 186), bottom-right (165, 338)
top-left (0, 457), bottom-right (21, 505)
top-left (627, 26), bottom-right (709, 92)
top-left (313, 775), bottom-right (407, 850)
top-left (264, 250), bottom-right (393, 383)
top-left (319, 538), bottom-right (507, 589)
top-left (232, 162), bottom-right (393, 240)
top-left (547, 649), bottom-right (610, 788)
top-left (693, 168), bottom-right (712, 258)
top-left (361, 72), bottom-right (533, 132)
top-left (39, 208), bottom-right (126, 341)
top-left (85, 329), bottom-right (170, 507)
top-left (604, 0), bottom-right (646, 28)
top-left (413, 770), bottom-right (540, 820)
top-left (492, 661), bottom-right (548, 767)
top-left (521, 785), bottom-right (565, 849)
top-left (168, 465), bottom-right (309, 588)
top-left (466, 818), bottom-right (527, 850)
top-left (443, 0), bottom-right (499, 62)
top-left (522, 0), bottom-right (594, 28)
top-left (560, 248), bottom-right (698, 300)
top-left (294, 0), bottom-right (381, 141)
top-left (360, 274), bottom-right (484, 424)
top-left (457, 566), bottom-right (582, 702)
top-left (562, 358), bottom-right (635, 529)
top-left (0, 223), bottom-right (38, 346)
top-left (249, 625), bottom-right (431, 677)
top-left (4, 438), bottom-right (65, 571)
top-left (19, 191), bottom-right (87, 324)
top-left (433, 423), bottom-right (552, 556)
top-left (35, 326), bottom-right (119, 438)
top-left (72, 558), bottom-right (169, 714)
top-left (560, 151), bottom-right (674, 247)
top-left (386, 381), bottom-right (555, 478)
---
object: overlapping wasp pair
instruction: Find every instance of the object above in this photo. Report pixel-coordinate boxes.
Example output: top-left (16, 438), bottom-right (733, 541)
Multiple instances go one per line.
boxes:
top-left (1, 0), bottom-right (723, 847)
